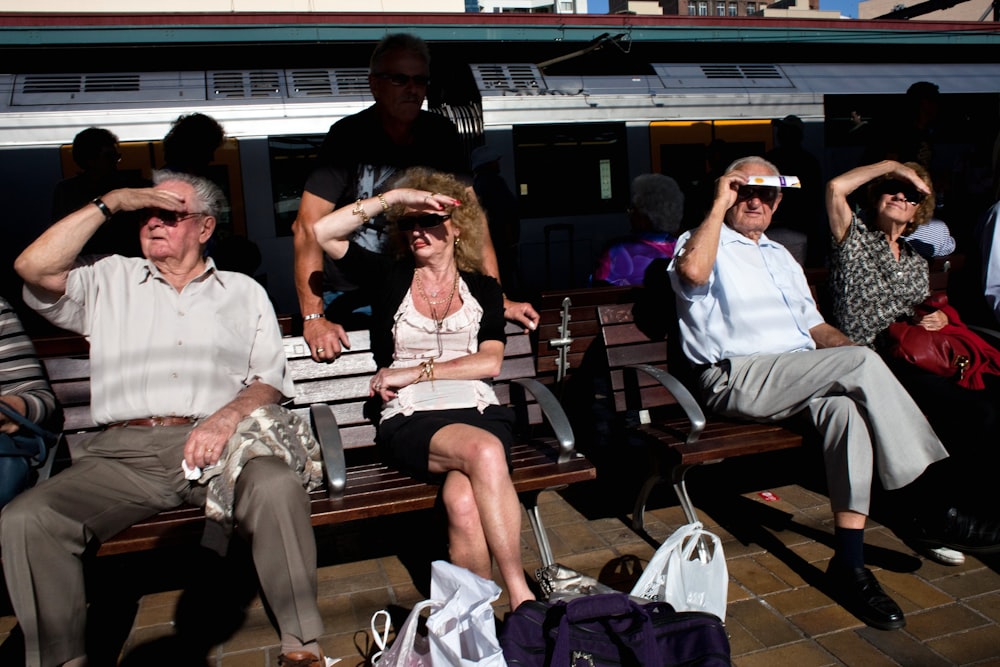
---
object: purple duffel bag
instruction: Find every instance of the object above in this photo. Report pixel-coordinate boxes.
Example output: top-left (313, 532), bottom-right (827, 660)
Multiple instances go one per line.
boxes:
top-left (500, 593), bottom-right (730, 666)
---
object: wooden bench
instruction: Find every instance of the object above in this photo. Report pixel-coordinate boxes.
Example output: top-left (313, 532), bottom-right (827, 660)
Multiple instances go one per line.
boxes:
top-left (36, 323), bottom-right (596, 565)
top-left (596, 299), bottom-right (805, 531)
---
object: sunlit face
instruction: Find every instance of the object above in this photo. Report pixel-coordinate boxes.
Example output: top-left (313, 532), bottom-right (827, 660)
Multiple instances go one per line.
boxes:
top-left (139, 181), bottom-right (215, 264)
top-left (726, 164), bottom-right (782, 238)
top-left (873, 180), bottom-right (925, 228)
top-left (369, 50), bottom-right (430, 126)
top-left (404, 213), bottom-right (456, 263)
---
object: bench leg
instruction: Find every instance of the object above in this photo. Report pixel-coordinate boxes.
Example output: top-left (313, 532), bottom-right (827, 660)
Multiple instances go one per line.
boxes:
top-left (520, 490), bottom-right (555, 568)
top-left (632, 463), bottom-right (700, 532)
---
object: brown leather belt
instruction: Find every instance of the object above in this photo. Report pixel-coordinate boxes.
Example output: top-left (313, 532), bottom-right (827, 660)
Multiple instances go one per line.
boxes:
top-left (106, 416), bottom-right (195, 429)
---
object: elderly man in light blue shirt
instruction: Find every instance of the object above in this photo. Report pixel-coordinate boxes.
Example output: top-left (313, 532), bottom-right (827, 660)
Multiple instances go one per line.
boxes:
top-left (668, 156), bottom-right (999, 632)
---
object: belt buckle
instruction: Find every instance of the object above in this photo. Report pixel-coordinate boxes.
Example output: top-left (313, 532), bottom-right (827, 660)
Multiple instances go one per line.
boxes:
top-left (149, 416), bottom-right (168, 426)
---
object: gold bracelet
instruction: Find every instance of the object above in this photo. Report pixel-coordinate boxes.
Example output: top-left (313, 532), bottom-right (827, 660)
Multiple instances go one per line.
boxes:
top-left (352, 198), bottom-right (370, 224)
top-left (377, 193), bottom-right (389, 212)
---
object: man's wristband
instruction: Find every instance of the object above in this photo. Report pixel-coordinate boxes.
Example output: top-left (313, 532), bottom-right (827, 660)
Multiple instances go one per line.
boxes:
top-left (91, 197), bottom-right (113, 222)
top-left (302, 313), bottom-right (325, 322)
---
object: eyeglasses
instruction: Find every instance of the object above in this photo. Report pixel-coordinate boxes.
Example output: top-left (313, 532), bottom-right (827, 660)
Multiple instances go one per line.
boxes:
top-left (372, 72), bottom-right (431, 87)
top-left (873, 179), bottom-right (927, 206)
top-left (736, 185), bottom-right (780, 206)
top-left (396, 214), bottom-right (450, 232)
top-left (141, 209), bottom-right (207, 225)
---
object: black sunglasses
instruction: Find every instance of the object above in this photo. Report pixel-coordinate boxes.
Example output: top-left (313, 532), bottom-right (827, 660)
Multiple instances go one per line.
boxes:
top-left (396, 214), bottom-right (450, 232)
top-left (372, 72), bottom-right (431, 87)
top-left (736, 185), bottom-right (780, 205)
top-left (873, 179), bottom-right (926, 206)
top-left (141, 208), bottom-right (206, 225)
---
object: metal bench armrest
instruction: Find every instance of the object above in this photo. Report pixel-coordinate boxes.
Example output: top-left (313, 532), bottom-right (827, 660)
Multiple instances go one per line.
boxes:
top-left (511, 377), bottom-right (577, 464)
top-left (310, 403), bottom-right (346, 498)
top-left (625, 363), bottom-right (707, 444)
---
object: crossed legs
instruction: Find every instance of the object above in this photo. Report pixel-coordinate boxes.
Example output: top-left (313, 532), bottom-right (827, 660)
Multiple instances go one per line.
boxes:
top-left (429, 423), bottom-right (534, 610)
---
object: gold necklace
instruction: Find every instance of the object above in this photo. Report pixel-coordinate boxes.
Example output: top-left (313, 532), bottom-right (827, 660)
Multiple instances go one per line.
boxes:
top-left (414, 268), bottom-right (459, 328)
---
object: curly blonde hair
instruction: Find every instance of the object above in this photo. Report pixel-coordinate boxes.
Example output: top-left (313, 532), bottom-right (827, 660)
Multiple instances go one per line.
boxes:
top-left (866, 162), bottom-right (935, 236)
top-left (385, 168), bottom-right (485, 273)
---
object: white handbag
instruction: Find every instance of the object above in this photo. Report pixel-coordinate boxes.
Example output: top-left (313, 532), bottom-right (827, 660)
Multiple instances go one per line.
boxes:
top-left (630, 521), bottom-right (729, 621)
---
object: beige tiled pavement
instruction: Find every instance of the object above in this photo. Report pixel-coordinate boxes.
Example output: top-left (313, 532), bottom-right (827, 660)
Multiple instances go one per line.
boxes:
top-left (2, 451), bottom-right (1000, 666)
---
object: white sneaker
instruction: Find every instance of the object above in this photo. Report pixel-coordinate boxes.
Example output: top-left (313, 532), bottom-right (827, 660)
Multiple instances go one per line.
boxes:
top-left (924, 546), bottom-right (965, 566)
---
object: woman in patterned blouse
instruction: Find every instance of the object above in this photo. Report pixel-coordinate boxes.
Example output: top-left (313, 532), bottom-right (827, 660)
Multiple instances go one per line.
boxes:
top-left (826, 160), bottom-right (1000, 565)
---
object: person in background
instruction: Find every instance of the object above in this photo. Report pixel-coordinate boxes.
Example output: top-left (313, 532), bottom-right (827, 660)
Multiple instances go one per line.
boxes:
top-left (5, 170), bottom-right (327, 667)
top-left (50, 126), bottom-right (146, 257)
top-left (471, 145), bottom-right (521, 295)
top-left (163, 112), bottom-right (226, 178)
top-left (901, 216), bottom-right (956, 259)
top-left (592, 174), bottom-right (683, 286)
top-left (292, 33), bottom-right (538, 364)
top-left (313, 168), bottom-right (535, 611)
top-left (765, 114), bottom-right (825, 266)
top-left (668, 155), bottom-right (999, 632)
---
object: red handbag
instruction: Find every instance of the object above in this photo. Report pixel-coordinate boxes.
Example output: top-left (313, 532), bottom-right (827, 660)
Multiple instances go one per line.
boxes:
top-left (886, 296), bottom-right (1000, 390)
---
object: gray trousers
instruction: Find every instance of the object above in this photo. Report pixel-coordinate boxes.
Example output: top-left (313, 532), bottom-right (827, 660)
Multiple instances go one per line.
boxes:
top-left (698, 346), bottom-right (949, 515)
top-left (0, 425), bottom-right (323, 667)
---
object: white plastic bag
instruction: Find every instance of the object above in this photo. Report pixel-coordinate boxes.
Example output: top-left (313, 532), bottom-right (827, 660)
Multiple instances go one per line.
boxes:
top-left (371, 599), bottom-right (439, 667)
top-left (630, 521), bottom-right (729, 621)
top-left (425, 560), bottom-right (507, 667)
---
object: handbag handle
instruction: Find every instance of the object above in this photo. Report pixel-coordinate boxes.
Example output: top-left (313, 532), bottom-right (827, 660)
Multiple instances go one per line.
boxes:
top-left (0, 402), bottom-right (58, 442)
top-left (553, 594), bottom-right (661, 667)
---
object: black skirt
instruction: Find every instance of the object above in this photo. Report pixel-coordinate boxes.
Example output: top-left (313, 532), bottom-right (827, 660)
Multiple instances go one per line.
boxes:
top-left (376, 405), bottom-right (515, 484)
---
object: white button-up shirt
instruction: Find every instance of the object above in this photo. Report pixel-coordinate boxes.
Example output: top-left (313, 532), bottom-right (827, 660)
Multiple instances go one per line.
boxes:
top-left (668, 224), bottom-right (824, 366)
top-left (25, 255), bottom-right (294, 425)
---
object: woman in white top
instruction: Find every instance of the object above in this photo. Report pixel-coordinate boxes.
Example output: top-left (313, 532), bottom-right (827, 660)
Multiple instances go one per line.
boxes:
top-left (312, 168), bottom-right (534, 610)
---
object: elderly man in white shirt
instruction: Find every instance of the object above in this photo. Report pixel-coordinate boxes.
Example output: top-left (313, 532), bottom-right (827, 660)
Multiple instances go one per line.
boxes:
top-left (668, 155), bottom-right (999, 632)
top-left (3, 171), bottom-right (327, 667)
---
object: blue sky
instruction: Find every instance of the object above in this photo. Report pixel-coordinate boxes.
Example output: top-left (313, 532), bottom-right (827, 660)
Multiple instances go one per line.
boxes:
top-left (587, 0), bottom-right (859, 18)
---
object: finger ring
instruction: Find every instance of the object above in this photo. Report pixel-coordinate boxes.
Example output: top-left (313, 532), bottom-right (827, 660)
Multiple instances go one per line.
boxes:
top-left (316, 347), bottom-right (325, 353)
top-left (207, 448), bottom-right (214, 454)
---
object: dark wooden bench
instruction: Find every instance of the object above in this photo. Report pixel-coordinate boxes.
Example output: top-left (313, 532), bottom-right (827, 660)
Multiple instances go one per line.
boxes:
top-left (596, 300), bottom-right (805, 532)
top-left (37, 323), bottom-right (596, 565)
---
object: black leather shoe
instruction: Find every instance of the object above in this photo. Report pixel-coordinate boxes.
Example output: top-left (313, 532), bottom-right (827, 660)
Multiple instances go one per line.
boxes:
top-left (910, 507), bottom-right (1000, 555)
top-left (827, 561), bottom-right (906, 631)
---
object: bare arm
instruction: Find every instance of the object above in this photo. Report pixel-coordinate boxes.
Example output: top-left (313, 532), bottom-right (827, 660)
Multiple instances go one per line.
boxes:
top-left (15, 188), bottom-right (186, 299)
top-left (183, 380), bottom-right (281, 469)
top-left (825, 160), bottom-right (930, 243)
top-left (674, 171), bottom-right (743, 286)
top-left (809, 322), bottom-right (855, 349)
top-left (369, 340), bottom-right (505, 402)
top-left (290, 191), bottom-right (352, 361)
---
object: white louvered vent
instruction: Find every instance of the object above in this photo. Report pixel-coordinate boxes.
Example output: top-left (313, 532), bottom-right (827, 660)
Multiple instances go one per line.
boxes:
top-left (287, 68), bottom-right (369, 98)
top-left (471, 64), bottom-right (545, 95)
top-left (12, 72), bottom-right (205, 106)
top-left (208, 70), bottom-right (283, 99)
top-left (652, 64), bottom-right (791, 89)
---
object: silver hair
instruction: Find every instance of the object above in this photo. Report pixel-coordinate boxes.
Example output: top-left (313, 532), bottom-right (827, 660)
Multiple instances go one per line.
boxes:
top-left (370, 33), bottom-right (430, 73)
top-left (630, 174), bottom-right (684, 235)
top-left (725, 155), bottom-right (780, 176)
top-left (152, 169), bottom-right (227, 219)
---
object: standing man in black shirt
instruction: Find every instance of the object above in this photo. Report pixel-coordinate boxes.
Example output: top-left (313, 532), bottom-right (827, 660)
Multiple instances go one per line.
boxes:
top-left (293, 33), bottom-right (538, 361)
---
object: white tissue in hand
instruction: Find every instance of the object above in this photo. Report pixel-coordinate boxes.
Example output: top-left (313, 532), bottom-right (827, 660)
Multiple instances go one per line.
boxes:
top-left (182, 459), bottom-right (202, 480)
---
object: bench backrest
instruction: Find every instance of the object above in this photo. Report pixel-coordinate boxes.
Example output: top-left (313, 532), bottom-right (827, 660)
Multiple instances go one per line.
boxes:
top-left (41, 322), bottom-right (539, 462)
top-left (535, 286), bottom-right (639, 388)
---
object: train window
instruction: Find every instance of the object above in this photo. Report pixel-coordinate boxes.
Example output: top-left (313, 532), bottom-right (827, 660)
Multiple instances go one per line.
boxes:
top-left (267, 135), bottom-right (326, 237)
top-left (512, 122), bottom-right (629, 219)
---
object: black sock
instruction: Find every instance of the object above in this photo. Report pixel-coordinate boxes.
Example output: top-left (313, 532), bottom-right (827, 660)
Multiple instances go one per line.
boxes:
top-left (833, 526), bottom-right (865, 570)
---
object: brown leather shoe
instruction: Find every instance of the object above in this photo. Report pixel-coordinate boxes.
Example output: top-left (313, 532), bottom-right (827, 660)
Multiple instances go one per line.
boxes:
top-left (277, 650), bottom-right (323, 667)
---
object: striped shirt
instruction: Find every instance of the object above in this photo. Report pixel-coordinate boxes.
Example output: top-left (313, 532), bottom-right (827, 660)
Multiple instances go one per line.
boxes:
top-left (0, 296), bottom-right (57, 425)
